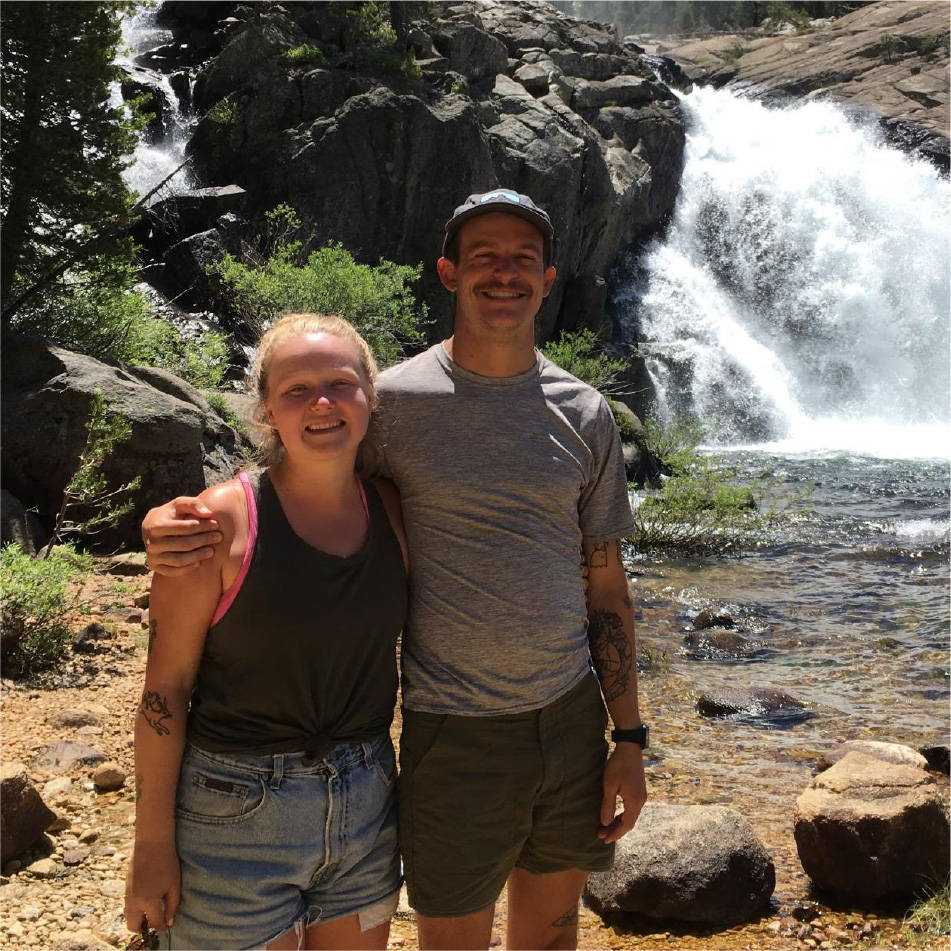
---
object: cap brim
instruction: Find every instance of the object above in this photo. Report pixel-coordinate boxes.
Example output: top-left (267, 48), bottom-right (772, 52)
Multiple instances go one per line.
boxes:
top-left (443, 203), bottom-right (554, 258)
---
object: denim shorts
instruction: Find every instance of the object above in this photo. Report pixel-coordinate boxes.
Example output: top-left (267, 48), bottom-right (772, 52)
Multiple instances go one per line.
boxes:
top-left (162, 734), bottom-right (401, 950)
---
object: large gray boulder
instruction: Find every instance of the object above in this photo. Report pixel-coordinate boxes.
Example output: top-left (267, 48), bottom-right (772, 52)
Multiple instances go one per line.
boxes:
top-left (585, 803), bottom-right (775, 925)
top-left (1, 488), bottom-right (48, 555)
top-left (168, 1), bottom-right (685, 342)
top-left (794, 751), bottom-right (950, 901)
top-left (1, 763), bottom-right (56, 864)
top-left (1, 335), bottom-right (245, 550)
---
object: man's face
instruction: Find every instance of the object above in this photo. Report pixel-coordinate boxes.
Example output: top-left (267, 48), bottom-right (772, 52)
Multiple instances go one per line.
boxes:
top-left (437, 212), bottom-right (557, 339)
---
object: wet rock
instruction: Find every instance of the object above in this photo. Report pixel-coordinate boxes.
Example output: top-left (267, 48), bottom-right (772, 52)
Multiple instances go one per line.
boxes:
top-left (32, 741), bottom-right (106, 774)
top-left (794, 751), bottom-right (950, 901)
top-left (1, 763), bottom-right (56, 864)
top-left (47, 710), bottom-right (102, 730)
top-left (91, 763), bottom-right (126, 792)
top-left (817, 740), bottom-right (928, 773)
top-left (585, 803), bottom-right (775, 925)
top-left (682, 629), bottom-right (763, 660)
top-left (697, 687), bottom-right (809, 722)
top-left (919, 743), bottom-right (950, 775)
top-left (693, 607), bottom-right (735, 630)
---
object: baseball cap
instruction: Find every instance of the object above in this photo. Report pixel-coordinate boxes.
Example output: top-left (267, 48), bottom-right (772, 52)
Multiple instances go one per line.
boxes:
top-left (442, 189), bottom-right (555, 262)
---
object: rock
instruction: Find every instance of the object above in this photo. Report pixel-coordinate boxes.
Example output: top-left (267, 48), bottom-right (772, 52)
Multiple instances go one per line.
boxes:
top-left (682, 629), bottom-right (764, 660)
top-left (549, 49), bottom-right (636, 81)
top-left (52, 929), bottom-right (115, 951)
top-left (663, 2), bottom-right (949, 169)
top-left (1, 335), bottom-right (245, 550)
top-left (0, 489), bottom-right (48, 555)
top-left (585, 803), bottom-right (775, 925)
top-left (1, 763), bottom-right (56, 864)
top-left (919, 743), bottom-right (950, 775)
top-left (794, 751), bottom-right (950, 901)
top-left (103, 553), bottom-right (151, 577)
top-left (513, 61), bottom-right (551, 96)
top-left (72, 622), bottom-right (113, 654)
top-left (46, 812), bottom-right (71, 833)
top-left (693, 607), bottom-right (735, 630)
top-left (134, 592), bottom-right (151, 609)
top-left (43, 775), bottom-right (74, 798)
top-left (62, 848), bottom-right (89, 866)
top-left (817, 740), bottom-right (928, 773)
top-left (697, 687), bottom-right (809, 722)
top-left (161, 226), bottom-right (239, 311)
top-left (78, 830), bottom-right (100, 845)
top-left (47, 711), bottom-right (102, 730)
top-left (99, 879), bottom-right (125, 898)
top-left (791, 901), bottom-right (821, 922)
top-left (91, 762), bottom-right (126, 793)
top-left (432, 23), bottom-right (509, 81)
top-left (570, 75), bottom-right (657, 110)
top-left (32, 741), bottom-right (107, 773)
top-left (29, 857), bottom-right (58, 879)
top-left (143, 184), bottom-right (247, 249)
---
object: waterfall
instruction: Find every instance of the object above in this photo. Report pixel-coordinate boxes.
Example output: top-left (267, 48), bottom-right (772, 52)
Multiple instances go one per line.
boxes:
top-left (616, 86), bottom-right (950, 459)
top-left (112, 7), bottom-right (193, 201)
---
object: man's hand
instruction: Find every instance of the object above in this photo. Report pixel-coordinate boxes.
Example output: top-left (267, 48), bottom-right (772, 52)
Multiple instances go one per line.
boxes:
top-left (142, 497), bottom-right (222, 576)
top-left (598, 743), bottom-right (647, 844)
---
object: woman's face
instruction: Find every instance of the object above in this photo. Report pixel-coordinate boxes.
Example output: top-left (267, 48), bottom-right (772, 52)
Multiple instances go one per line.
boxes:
top-left (264, 332), bottom-right (372, 463)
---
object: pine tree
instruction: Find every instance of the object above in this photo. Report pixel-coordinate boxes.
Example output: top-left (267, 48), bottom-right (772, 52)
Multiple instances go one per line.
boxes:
top-left (0, 2), bottom-right (139, 327)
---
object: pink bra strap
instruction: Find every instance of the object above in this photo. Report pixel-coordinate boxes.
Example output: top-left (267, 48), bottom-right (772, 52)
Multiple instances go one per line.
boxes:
top-left (357, 477), bottom-right (369, 522)
top-left (210, 471), bottom-right (258, 627)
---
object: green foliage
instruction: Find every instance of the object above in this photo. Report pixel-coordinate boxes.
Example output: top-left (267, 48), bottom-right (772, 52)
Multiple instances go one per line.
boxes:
top-left (208, 95), bottom-right (238, 125)
top-left (719, 40), bottom-right (749, 64)
top-left (905, 882), bottom-right (950, 943)
top-left (917, 32), bottom-right (949, 60)
top-left (1, 1), bottom-right (140, 324)
top-left (126, 319), bottom-right (230, 389)
top-left (281, 44), bottom-right (327, 68)
top-left (210, 206), bottom-right (427, 366)
top-left (205, 393), bottom-right (247, 435)
top-left (763, 2), bottom-right (813, 31)
top-left (607, 398), bottom-right (640, 442)
top-left (0, 542), bottom-right (92, 678)
top-left (43, 392), bottom-right (141, 555)
top-left (875, 33), bottom-right (905, 64)
top-left (629, 415), bottom-right (808, 556)
top-left (346, 2), bottom-right (396, 47)
top-left (542, 329), bottom-right (628, 395)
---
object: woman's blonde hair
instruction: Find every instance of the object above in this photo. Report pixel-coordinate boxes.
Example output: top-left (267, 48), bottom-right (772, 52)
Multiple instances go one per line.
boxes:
top-left (246, 312), bottom-right (379, 467)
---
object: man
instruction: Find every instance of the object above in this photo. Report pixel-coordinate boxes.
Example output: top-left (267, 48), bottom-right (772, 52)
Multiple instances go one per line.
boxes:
top-left (142, 189), bottom-right (648, 951)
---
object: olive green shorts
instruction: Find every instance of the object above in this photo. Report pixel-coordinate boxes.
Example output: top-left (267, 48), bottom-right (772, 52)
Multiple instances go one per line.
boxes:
top-left (398, 672), bottom-right (614, 918)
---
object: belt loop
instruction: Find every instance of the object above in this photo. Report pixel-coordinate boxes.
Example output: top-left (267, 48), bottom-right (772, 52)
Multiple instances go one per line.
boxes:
top-left (270, 753), bottom-right (285, 789)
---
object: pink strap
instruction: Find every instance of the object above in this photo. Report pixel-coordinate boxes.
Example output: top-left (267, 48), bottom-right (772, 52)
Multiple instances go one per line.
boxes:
top-left (210, 472), bottom-right (257, 626)
top-left (357, 477), bottom-right (369, 522)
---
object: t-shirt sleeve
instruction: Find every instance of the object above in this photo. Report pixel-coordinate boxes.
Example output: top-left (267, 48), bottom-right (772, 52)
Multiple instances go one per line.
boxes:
top-left (359, 395), bottom-right (394, 480)
top-left (578, 396), bottom-right (635, 542)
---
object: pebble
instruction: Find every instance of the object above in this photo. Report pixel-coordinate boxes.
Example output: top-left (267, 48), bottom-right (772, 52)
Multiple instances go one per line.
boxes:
top-left (100, 880), bottom-right (124, 898)
top-left (78, 829), bottom-right (100, 844)
top-left (92, 762), bottom-right (126, 791)
top-left (30, 858), bottom-right (58, 878)
top-left (63, 848), bottom-right (89, 866)
top-left (44, 776), bottom-right (74, 797)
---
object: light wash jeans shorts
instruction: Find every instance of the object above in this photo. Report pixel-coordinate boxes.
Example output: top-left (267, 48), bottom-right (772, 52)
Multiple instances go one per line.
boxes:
top-left (162, 734), bottom-right (401, 950)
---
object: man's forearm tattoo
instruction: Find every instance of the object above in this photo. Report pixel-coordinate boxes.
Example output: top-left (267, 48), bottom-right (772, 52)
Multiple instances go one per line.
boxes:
top-left (588, 609), bottom-right (632, 701)
top-left (588, 541), bottom-right (609, 568)
top-left (147, 619), bottom-right (158, 656)
top-left (551, 905), bottom-right (579, 928)
top-left (139, 691), bottom-right (172, 736)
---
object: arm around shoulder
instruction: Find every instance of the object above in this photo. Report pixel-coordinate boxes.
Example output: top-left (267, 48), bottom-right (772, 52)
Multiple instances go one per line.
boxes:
top-left (371, 477), bottom-right (409, 573)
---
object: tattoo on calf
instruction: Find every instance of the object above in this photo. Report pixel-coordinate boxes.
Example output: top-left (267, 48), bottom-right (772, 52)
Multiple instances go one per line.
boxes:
top-left (551, 906), bottom-right (579, 928)
top-left (139, 691), bottom-right (173, 736)
top-left (588, 609), bottom-right (632, 701)
top-left (147, 619), bottom-right (158, 656)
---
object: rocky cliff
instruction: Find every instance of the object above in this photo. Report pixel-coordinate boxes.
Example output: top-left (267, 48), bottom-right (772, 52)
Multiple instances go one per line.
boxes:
top-left (134, 0), bottom-right (687, 341)
top-left (658, 1), bottom-right (949, 170)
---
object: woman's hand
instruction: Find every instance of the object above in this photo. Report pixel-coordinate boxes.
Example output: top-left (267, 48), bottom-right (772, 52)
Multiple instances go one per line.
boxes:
top-left (125, 840), bottom-right (181, 934)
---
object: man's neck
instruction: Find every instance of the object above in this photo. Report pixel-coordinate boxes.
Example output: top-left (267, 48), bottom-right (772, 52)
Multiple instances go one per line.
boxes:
top-left (444, 332), bottom-right (537, 378)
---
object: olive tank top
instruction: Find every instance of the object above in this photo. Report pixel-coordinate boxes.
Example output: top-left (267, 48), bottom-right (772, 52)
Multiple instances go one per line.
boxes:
top-left (187, 470), bottom-right (407, 755)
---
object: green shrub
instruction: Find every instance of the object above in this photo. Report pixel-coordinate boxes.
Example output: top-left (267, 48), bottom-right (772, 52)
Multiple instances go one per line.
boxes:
top-left (205, 392), bottom-right (247, 435)
top-left (0, 543), bottom-right (93, 678)
top-left (542, 329), bottom-right (628, 394)
top-left (875, 33), bottom-right (905, 64)
top-left (719, 40), bottom-right (748, 64)
top-left (762, 2), bottom-right (812, 32)
top-left (210, 206), bottom-right (427, 366)
top-left (281, 44), bottom-right (326, 68)
top-left (208, 96), bottom-right (237, 125)
top-left (345, 1), bottom-right (396, 47)
top-left (905, 881), bottom-right (950, 943)
top-left (126, 318), bottom-right (230, 389)
top-left (641, 413), bottom-right (706, 476)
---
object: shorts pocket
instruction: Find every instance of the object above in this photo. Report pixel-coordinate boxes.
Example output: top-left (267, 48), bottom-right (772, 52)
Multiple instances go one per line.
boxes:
top-left (175, 752), bottom-right (267, 825)
top-left (369, 737), bottom-right (397, 788)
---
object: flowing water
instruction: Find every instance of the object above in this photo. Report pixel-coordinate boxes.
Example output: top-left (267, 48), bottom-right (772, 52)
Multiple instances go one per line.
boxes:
top-left (614, 86), bottom-right (950, 908)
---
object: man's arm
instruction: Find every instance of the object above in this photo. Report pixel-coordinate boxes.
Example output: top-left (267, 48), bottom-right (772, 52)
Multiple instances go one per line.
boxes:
top-left (582, 537), bottom-right (647, 844)
top-left (142, 498), bottom-right (223, 576)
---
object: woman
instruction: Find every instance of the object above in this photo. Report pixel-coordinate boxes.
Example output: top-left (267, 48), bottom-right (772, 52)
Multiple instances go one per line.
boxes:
top-left (125, 313), bottom-right (409, 950)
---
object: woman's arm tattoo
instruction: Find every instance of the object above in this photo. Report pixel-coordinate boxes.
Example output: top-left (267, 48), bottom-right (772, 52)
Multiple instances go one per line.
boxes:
top-left (588, 609), bottom-right (632, 701)
top-left (139, 691), bottom-right (173, 736)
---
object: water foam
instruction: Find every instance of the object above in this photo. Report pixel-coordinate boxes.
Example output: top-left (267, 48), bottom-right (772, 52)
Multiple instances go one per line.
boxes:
top-left (618, 86), bottom-right (951, 458)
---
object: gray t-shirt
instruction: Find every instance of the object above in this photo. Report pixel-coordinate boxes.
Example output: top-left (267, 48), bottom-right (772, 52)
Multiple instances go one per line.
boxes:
top-left (368, 343), bottom-right (634, 715)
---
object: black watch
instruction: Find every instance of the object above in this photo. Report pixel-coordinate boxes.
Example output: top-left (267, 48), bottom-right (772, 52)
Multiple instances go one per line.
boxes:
top-left (611, 724), bottom-right (649, 748)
